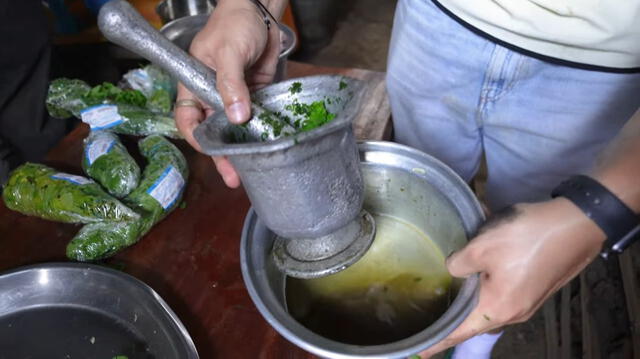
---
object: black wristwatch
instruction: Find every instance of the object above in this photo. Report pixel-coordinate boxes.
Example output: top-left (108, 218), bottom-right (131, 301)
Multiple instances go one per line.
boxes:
top-left (551, 175), bottom-right (640, 258)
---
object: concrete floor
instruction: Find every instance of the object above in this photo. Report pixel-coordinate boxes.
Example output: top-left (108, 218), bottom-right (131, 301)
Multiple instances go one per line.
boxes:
top-left (299, 0), bottom-right (396, 72)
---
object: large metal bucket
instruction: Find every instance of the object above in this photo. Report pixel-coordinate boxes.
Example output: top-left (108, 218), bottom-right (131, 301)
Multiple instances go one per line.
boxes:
top-left (240, 141), bottom-right (484, 358)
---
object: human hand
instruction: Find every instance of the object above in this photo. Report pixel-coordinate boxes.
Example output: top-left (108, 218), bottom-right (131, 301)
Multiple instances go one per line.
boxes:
top-left (419, 198), bottom-right (606, 358)
top-left (174, 0), bottom-right (281, 188)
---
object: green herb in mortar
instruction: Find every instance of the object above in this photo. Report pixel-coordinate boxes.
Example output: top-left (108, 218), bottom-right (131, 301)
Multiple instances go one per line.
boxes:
top-left (232, 80), bottom-right (346, 142)
top-left (289, 81), bottom-right (302, 94)
top-left (285, 100), bottom-right (336, 132)
top-left (259, 111), bottom-right (288, 139)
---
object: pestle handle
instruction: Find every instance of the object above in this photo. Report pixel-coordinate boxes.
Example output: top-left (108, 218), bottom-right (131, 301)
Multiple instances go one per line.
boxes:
top-left (98, 0), bottom-right (224, 111)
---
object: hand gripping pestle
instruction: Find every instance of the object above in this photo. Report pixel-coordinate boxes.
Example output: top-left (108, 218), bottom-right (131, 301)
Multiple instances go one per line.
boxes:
top-left (98, 0), bottom-right (376, 278)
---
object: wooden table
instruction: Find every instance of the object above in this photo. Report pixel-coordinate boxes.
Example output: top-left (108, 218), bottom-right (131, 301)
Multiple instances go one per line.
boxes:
top-left (0, 62), bottom-right (391, 358)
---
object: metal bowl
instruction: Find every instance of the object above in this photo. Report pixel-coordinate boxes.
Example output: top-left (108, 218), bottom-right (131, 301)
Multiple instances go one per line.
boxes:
top-left (156, 0), bottom-right (215, 25)
top-left (240, 141), bottom-right (484, 358)
top-left (160, 14), bottom-right (297, 82)
top-left (0, 263), bottom-right (198, 358)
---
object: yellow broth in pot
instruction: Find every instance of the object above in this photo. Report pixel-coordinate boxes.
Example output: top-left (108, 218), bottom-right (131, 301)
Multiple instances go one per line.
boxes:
top-left (286, 214), bottom-right (456, 345)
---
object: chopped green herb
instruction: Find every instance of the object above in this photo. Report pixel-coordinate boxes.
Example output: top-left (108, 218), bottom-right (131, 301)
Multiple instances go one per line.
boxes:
top-left (483, 314), bottom-right (492, 321)
top-left (113, 356), bottom-right (129, 359)
top-left (339, 80), bottom-right (348, 90)
top-left (414, 277), bottom-right (422, 282)
top-left (258, 110), bottom-right (287, 138)
top-left (179, 201), bottom-right (187, 209)
top-left (408, 355), bottom-right (421, 359)
top-left (284, 100), bottom-right (336, 132)
top-left (229, 125), bottom-right (251, 143)
top-left (235, 80), bottom-right (344, 143)
top-left (289, 81), bottom-right (302, 94)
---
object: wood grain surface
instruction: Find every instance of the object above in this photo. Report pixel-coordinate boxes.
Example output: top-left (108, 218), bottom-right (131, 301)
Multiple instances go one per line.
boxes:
top-left (0, 61), bottom-right (391, 358)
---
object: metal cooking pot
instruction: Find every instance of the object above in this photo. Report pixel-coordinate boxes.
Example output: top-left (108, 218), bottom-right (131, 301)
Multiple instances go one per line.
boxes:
top-left (156, 0), bottom-right (215, 24)
top-left (240, 141), bottom-right (484, 358)
top-left (160, 14), bottom-right (297, 82)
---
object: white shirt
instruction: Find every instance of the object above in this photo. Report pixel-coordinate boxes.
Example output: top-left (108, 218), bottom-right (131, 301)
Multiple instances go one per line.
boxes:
top-left (435, 0), bottom-right (640, 70)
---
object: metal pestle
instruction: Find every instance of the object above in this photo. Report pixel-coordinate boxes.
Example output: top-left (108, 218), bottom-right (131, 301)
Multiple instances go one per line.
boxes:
top-left (98, 0), bottom-right (376, 279)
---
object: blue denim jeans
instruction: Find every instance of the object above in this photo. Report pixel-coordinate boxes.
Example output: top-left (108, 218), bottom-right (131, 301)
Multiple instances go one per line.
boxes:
top-left (387, 0), bottom-right (640, 210)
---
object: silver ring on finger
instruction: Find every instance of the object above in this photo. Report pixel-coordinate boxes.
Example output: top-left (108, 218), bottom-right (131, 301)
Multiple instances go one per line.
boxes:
top-left (175, 99), bottom-right (203, 110)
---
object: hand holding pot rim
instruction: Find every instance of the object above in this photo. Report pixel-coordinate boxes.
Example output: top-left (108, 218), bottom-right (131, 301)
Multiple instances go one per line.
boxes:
top-left (418, 198), bottom-right (606, 358)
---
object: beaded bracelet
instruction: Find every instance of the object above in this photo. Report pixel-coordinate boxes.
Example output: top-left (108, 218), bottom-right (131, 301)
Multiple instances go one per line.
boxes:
top-left (248, 0), bottom-right (278, 31)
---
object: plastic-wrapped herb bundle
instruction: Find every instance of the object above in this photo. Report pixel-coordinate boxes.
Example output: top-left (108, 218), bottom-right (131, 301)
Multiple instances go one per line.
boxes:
top-left (122, 65), bottom-right (176, 100)
top-left (121, 65), bottom-right (176, 113)
top-left (82, 82), bottom-right (148, 108)
top-left (125, 135), bottom-right (188, 234)
top-left (112, 104), bottom-right (179, 138)
top-left (2, 163), bottom-right (139, 223)
top-left (46, 78), bottom-right (181, 138)
top-left (67, 135), bottom-right (188, 261)
top-left (82, 131), bottom-right (140, 198)
top-left (67, 221), bottom-right (141, 261)
top-left (46, 78), bottom-right (92, 119)
top-left (146, 89), bottom-right (172, 114)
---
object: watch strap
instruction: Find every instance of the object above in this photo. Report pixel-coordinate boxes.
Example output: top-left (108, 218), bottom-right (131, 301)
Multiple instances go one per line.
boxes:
top-left (551, 175), bottom-right (639, 258)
